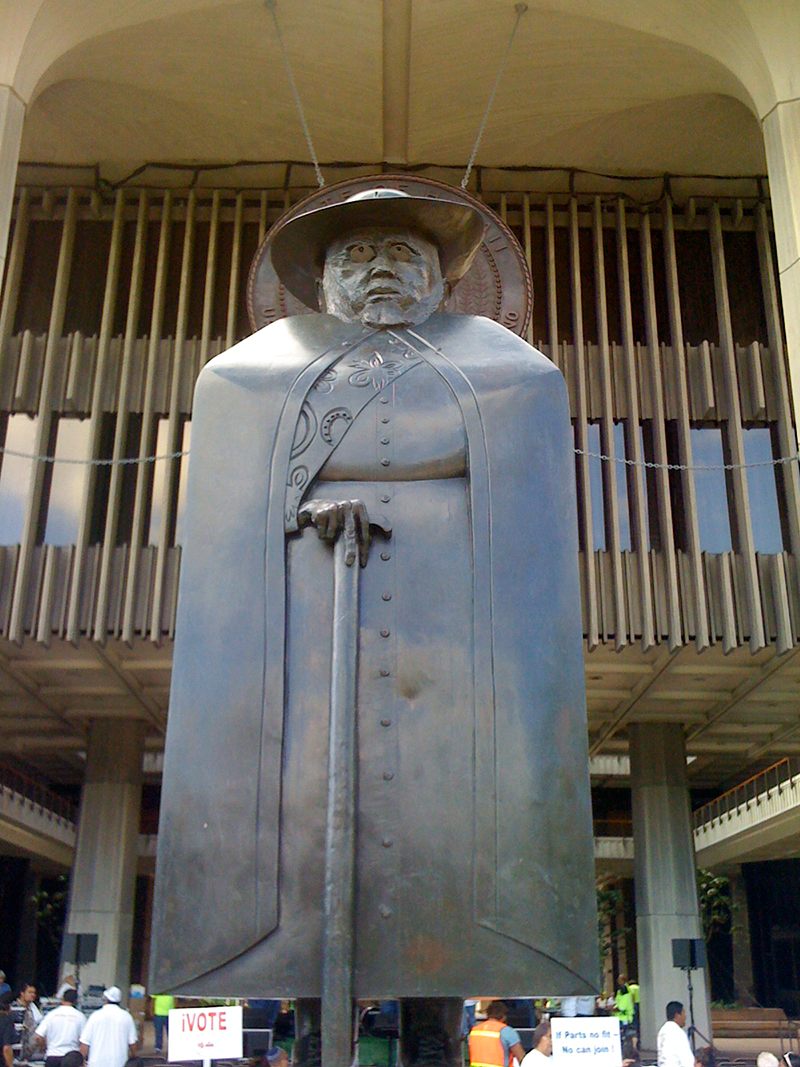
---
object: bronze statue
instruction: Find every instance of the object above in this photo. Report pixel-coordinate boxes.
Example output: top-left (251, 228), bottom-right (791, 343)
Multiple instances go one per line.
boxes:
top-left (151, 187), bottom-right (598, 1067)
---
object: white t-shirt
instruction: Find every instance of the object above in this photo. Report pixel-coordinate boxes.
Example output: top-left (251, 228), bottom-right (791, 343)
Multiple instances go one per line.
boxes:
top-left (56, 983), bottom-right (81, 1002)
top-left (559, 997), bottom-right (596, 1017)
top-left (80, 1004), bottom-right (138, 1067)
top-left (521, 1050), bottom-right (550, 1067)
top-left (657, 1020), bottom-right (695, 1067)
top-left (35, 1004), bottom-right (86, 1056)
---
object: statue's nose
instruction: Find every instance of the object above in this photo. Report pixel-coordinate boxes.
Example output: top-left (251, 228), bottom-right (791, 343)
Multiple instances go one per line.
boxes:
top-left (368, 264), bottom-right (398, 282)
top-left (369, 248), bottom-right (397, 272)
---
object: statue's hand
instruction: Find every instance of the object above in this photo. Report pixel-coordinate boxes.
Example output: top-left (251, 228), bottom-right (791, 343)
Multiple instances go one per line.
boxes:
top-left (298, 498), bottom-right (372, 567)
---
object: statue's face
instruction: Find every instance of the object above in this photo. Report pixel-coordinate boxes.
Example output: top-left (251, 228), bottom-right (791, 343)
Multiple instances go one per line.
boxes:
top-left (321, 227), bottom-right (445, 327)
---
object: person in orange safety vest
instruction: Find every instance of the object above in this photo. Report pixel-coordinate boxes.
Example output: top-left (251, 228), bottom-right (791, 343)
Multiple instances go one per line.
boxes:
top-left (469, 1001), bottom-right (527, 1067)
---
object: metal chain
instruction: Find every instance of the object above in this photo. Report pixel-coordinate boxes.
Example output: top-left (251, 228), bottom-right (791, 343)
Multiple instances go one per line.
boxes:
top-left (265, 0), bottom-right (325, 189)
top-left (1, 444), bottom-right (797, 472)
top-left (461, 3), bottom-right (528, 190)
top-left (0, 447), bottom-right (188, 466)
top-left (575, 447), bottom-right (800, 472)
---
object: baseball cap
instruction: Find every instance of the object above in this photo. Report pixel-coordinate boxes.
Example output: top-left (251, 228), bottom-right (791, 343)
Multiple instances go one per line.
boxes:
top-left (103, 986), bottom-right (122, 1003)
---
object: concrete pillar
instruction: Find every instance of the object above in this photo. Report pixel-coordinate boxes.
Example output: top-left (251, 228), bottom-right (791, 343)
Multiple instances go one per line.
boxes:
top-left (763, 98), bottom-right (800, 425)
top-left (728, 866), bottom-right (756, 1006)
top-left (0, 85), bottom-right (24, 283)
top-left (630, 724), bottom-right (710, 1049)
top-left (64, 719), bottom-right (144, 996)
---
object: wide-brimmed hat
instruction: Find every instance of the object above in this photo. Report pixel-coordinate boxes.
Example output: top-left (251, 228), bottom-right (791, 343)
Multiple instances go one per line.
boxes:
top-left (269, 187), bottom-right (486, 310)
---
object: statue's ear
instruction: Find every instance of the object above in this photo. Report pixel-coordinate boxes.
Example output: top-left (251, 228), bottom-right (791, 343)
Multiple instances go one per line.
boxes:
top-left (316, 278), bottom-right (326, 312)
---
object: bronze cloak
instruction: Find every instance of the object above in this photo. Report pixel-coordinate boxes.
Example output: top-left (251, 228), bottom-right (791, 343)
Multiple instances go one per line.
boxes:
top-left (151, 311), bottom-right (598, 998)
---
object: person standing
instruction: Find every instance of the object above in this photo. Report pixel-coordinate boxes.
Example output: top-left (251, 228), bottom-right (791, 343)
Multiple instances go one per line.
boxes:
top-left (521, 1022), bottom-right (552, 1067)
top-left (55, 976), bottom-right (80, 1005)
top-left (468, 1001), bottom-right (527, 1067)
top-left (613, 976), bottom-right (636, 1046)
top-left (79, 987), bottom-right (138, 1067)
top-left (35, 988), bottom-right (85, 1067)
top-left (0, 993), bottom-right (16, 1067)
top-left (559, 997), bottom-right (595, 1018)
top-left (150, 994), bottom-right (174, 1054)
top-left (17, 982), bottom-right (42, 1061)
top-left (0, 975), bottom-right (9, 998)
top-left (656, 1002), bottom-right (694, 1067)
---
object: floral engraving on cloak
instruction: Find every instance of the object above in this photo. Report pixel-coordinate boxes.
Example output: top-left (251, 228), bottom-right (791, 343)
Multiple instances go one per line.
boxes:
top-left (347, 351), bottom-right (404, 391)
top-left (290, 402), bottom-right (318, 459)
top-left (313, 368), bottom-right (338, 393)
top-left (320, 407), bottom-right (353, 445)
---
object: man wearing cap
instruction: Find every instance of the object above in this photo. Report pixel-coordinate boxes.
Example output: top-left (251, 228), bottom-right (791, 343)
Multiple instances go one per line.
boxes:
top-left (35, 987), bottom-right (85, 1067)
top-left (79, 988), bottom-right (137, 1067)
top-left (152, 185), bottom-right (596, 1066)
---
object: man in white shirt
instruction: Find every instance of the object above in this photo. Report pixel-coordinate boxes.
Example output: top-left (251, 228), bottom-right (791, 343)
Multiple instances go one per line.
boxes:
top-left (55, 976), bottom-right (82, 1006)
top-left (559, 997), bottom-right (596, 1018)
top-left (79, 987), bottom-right (138, 1067)
top-left (657, 1001), bottom-right (695, 1067)
top-left (35, 988), bottom-right (85, 1067)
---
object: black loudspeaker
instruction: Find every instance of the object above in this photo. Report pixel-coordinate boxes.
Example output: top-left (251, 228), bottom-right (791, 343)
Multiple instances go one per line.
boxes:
top-left (672, 937), bottom-right (706, 969)
top-left (62, 932), bottom-right (98, 964)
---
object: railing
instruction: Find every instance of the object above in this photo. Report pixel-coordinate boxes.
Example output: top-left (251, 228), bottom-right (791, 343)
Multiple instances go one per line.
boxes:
top-left (0, 762), bottom-right (77, 822)
top-left (692, 757), bottom-right (800, 829)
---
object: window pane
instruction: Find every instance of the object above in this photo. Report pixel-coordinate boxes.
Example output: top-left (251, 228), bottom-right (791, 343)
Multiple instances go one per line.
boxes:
top-left (0, 415), bottom-right (37, 544)
top-left (744, 427), bottom-right (783, 553)
top-left (175, 421), bottom-right (192, 546)
top-left (588, 423), bottom-right (605, 550)
top-left (635, 424), bottom-right (652, 550)
top-left (44, 419), bottom-right (90, 545)
top-left (148, 419), bottom-right (169, 547)
top-left (692, 428), bottom-right (732, 552)
top-left (614, 421), bottom-right (631, 551)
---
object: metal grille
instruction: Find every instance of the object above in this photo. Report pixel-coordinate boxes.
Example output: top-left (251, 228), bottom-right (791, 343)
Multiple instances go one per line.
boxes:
top-left (0, 184), bottom-right (797, 653)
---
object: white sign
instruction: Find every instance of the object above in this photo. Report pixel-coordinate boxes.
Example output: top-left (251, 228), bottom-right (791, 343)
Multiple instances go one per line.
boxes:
top-left (551, 1016), bottom-right (621, 1067)
top-left (168, 1005), bottom-right (243, 1063)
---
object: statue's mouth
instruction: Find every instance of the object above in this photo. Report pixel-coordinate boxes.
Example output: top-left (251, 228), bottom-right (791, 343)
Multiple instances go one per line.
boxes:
top-left (365, 286), bottom-right (403, 303)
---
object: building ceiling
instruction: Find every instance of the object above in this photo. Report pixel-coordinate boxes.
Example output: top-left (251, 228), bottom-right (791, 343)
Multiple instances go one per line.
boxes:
top-left (2, 637), bottom-right (799, 794)
top-left (5, 0), bottom-right (771, 178)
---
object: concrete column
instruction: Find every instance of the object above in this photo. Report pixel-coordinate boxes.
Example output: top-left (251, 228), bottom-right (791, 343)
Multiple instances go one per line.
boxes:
top-left (0, 85), bottom-right (24, 283)
top-left (763, 98), bottom-right (800, 424)
top-left (728, 866), bottom-right (756, 1006)
top-left (64, 719), bottom-right (144, 996)
top-left (630, 724), bottom-right (710, 1049)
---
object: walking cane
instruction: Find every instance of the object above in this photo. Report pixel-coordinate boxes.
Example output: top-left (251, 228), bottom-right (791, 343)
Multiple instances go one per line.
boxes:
top-left (310, 506), bottom-right (390, 1066)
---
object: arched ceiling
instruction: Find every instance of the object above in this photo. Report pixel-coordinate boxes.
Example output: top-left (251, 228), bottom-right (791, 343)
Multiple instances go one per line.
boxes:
top-left (3, 0), bottom-right (790, 177)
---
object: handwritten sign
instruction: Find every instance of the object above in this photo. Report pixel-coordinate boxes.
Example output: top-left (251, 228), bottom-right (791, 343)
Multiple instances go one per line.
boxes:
top-left (551, 1016), bottom-right (621, 1067)
top-left (168, 1005), bottom-right (243, 1062)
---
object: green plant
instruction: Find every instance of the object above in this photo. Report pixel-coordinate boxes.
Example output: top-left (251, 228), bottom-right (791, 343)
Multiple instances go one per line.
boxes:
top-left (597, 883), bottom-right (629, 967)
top-left (32, 875), bottom-right (68, 950)
top-left (697, 869), bottom-right (732, 942)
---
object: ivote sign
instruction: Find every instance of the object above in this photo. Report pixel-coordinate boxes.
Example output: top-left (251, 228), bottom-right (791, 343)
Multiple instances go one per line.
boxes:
top-left (168, 1005), bottom-right (243, 1062)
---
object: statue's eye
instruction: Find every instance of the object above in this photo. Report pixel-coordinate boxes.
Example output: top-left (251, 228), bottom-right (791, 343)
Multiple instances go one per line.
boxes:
top-left (390, 244), bottom-right (414, 262)
top-left (348, 243), bottom-right (375, 263)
